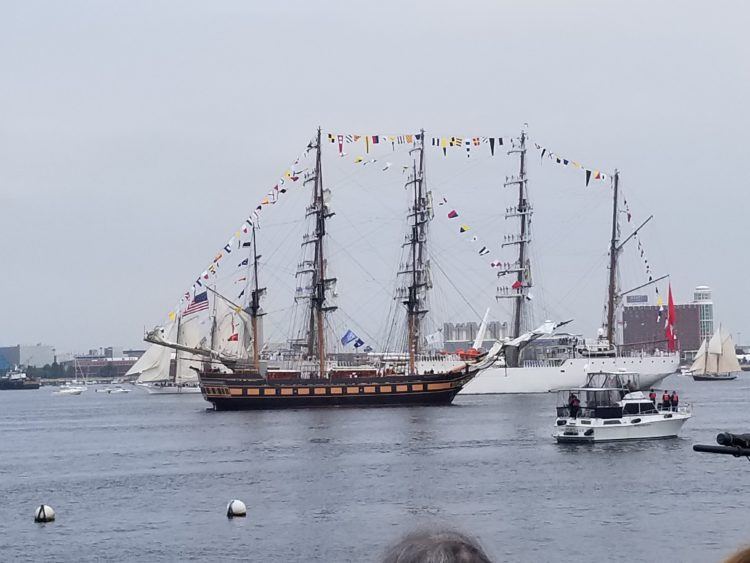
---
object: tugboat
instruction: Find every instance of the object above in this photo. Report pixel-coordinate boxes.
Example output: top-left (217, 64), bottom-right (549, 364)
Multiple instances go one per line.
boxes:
top-left (553, 371), bottom-right (691, 443)
top-left (0, 368), bottom-right (40, 390)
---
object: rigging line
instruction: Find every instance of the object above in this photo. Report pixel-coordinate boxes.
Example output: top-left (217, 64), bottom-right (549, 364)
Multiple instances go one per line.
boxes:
top-left (326, 236), bottom-right (395, 298)
top-left (552, 253), bottom-right (610, 319)
top-left (429, 253), bottom-right (484, 324)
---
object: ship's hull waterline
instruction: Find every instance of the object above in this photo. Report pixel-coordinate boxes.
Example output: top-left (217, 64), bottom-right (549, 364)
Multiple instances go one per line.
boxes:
top-left (461, 354), bottom-right (680, 394)
top-left (199, 370), bottom-right (475, 410)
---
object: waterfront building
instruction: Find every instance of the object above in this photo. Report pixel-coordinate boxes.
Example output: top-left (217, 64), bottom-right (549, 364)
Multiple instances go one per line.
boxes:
top-left (693, 285), bottom-right (714, 341)
top-left (0, 344), bottom-right (55, 368)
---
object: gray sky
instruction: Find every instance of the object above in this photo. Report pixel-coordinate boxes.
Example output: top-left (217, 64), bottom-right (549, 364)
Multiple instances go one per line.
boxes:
top-left (2, 0), bottom-right (748, 353)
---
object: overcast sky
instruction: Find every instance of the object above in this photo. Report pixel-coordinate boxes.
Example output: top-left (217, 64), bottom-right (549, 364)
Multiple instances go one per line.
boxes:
top-left (2, 0), bottom-right (748, 353)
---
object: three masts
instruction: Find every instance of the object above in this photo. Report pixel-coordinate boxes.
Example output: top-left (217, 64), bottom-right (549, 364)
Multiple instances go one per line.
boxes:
top-left (146, 128), bottom-right (499, 409)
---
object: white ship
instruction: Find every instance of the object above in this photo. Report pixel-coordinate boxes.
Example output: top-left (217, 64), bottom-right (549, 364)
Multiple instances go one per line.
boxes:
top-left (461, 151), bottom-right (678, 394)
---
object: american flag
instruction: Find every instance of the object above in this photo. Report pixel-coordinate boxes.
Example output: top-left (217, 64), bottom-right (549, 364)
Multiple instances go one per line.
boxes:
top-left (183, 292), bottom-right (209, 316)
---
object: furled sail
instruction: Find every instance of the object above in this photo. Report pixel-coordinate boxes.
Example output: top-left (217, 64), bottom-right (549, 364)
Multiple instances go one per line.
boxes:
top-left (134, 322), bottom-right (177, 382)
top-left (175, 316), bottom-right (203, 384)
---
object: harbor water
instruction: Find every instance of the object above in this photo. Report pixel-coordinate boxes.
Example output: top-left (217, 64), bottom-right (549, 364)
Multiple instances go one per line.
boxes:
top-left (1, 374), bottom-right (748, 562)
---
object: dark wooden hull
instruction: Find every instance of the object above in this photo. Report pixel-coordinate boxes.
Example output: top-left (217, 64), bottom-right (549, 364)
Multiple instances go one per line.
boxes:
top-left (692, 374), bottom-right (737, 381)
top-left (198, 369), bottom-right (475, 410)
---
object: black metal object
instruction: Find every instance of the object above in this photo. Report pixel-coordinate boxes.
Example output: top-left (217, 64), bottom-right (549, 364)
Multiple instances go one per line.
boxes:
top-left (693, 433), bottom-right (750, 458)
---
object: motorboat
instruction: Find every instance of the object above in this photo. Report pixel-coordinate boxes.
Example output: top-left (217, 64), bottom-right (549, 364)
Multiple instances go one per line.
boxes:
top-left (553, 371), bottom-right (691, 443)
top-left (54, 384), bottom-right (86, 396)
top-left (95, 386), bottom-right (131, 394)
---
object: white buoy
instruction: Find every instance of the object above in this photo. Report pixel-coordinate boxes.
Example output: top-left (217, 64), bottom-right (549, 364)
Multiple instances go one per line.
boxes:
top-left (226, 499), bottom-right (246, 518)
top-left (34, 505), bottom-right (55, 523)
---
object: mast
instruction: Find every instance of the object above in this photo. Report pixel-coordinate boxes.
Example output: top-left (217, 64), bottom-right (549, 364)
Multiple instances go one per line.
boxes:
top-left (498, 128), bottom-right (532, 338)
top-left (403, 130), bottom-right (429, 374)
top-left (248, 223), bottom-right (266, 371)
top-left (301, 127), bottom-right (336, 377)
top-left (605, 169), bottom-right (620, 346)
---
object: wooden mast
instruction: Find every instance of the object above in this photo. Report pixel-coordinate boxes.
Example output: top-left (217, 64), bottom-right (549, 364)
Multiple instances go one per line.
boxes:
top-left (605, 169), bottom-right (620, 347)
top-left (405, 131), bottom-right (427, 375)
top-left (248, 222), bottom-right (266, 371)
top-left (306, 127), bottom-right (335, 377)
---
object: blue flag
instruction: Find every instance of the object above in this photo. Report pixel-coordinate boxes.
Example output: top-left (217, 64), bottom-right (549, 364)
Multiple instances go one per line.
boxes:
top-left (341, 329), bottom-right (357, 346)
top-left (354, 338), bottom-right (365, 348)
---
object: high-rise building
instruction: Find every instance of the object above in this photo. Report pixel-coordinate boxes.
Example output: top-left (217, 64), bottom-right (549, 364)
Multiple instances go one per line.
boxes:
top-left (693, 285), bottom-right (714, 341)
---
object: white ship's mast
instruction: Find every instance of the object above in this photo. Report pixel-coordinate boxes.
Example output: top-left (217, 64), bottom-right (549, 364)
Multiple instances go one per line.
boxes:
top-left (497, 128), bottom-right (533, 338)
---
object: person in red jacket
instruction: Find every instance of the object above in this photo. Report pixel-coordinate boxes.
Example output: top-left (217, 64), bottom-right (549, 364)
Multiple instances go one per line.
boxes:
top-left (670, 390), bottom-right (679, 412)
top-left (662, 391), bottom-right (671, 411)
top-left (648, 389), bottom-right (657, 405)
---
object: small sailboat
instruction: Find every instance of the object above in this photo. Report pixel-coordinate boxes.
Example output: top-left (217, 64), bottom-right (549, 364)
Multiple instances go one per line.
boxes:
top-left (689, 326), bottom-right (741, 381)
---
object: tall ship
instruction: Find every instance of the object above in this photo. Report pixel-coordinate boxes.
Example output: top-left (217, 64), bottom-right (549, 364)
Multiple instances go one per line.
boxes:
top-left (689, 326), bottom-right (741, 381)
top-left (146, 129), bottom-right (504, 409)
top-left (0, 368), bottom-right (40, 390)
top-left (461, 136), bottom-right (678, 395)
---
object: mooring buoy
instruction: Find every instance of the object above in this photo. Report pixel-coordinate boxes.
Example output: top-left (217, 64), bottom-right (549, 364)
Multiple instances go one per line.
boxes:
top-left (34, 505), bottom-right (55, 523)
top-left (226, 499), bottom-right (247, 518)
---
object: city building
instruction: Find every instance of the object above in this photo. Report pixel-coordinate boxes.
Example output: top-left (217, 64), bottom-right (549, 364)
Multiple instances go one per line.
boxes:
top-left (693, 285), bottom-right (714, 341)
top-left (442, 320), bottom-right (508, 352)
top-left (621, 285), bottom-right (714, 362)
top-left (0, 344), bottom-right (55, 368)
top-left (63, 347), bottom-right (145, 379)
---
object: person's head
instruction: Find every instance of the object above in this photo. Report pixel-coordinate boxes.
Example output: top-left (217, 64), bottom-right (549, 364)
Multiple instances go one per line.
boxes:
top-left (650, 389), bottom-right (654, 392)
top-left (724, 545), bottom-right (750, 563)
top-left (382, 528), bottom-right (492, 563)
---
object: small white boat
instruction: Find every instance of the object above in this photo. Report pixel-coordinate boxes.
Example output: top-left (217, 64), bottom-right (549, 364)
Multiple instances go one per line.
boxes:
top-left (54, 385), bottom-right (86, 396)
top-left (96, 386), bottom-right (131, 394)
top-left (553, 371), bottom-right (691, 443)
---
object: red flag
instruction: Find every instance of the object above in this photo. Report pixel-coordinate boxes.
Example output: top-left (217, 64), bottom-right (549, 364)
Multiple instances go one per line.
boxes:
top-left (447, 210), bottom-right (458, 219)
top-left (666, 283), bottom-right (677, 352)
top-left (227, 333), bottom-right (239, 342)
top-left (511, 280), bottom-right (522, 290)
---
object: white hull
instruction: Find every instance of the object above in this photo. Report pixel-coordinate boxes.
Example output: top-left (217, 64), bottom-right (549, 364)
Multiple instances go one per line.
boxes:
top-left (143, 383), bottom-right (201, 395)
top-left (462, 354), bottom-right (679, 394)
top-left (554, 411), bottom-right (690, 443)
top-left (55, 386), bottom-right (86, 396)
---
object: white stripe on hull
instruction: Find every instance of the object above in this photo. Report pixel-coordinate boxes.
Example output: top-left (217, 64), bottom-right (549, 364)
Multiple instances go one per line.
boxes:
top-left (462, 354), bottom-right (679, 394)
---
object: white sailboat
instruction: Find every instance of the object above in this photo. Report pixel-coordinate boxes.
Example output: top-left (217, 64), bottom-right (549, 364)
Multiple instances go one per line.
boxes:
top-left (136, 319), bottom-right (203, 394)
top-left (689, 326), bottom-right (741, 381)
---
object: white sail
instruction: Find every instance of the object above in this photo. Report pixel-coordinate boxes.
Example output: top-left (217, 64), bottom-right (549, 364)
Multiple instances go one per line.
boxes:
top-left (134, 322), bottom-right (177, 382)
top-left (175, 316), bottom-right (203, 384)
top-left (708, 328), bottom-right (723, 355)
top-left (718, 328), bottom-right (742, 374)
top-left (688, 338), bottom-right (707, 373)
top-left (472, 308), bottom-right (491, 350)
top-left (213, 298), bottom-right (252, 359)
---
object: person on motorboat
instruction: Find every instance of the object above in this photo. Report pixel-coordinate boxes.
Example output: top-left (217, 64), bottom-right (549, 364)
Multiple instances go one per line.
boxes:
top-left (568, 393), bottom-right (580, 419)
top-left (670, 391), bottom-right (679, 412)
top-left (648, 389), bottom-right (657, 405)
top-left (662, 391), bottom-right (671, 411)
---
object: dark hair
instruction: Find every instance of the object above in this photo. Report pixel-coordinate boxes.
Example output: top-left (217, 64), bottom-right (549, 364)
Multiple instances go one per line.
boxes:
top-left (382, 528), bottom-right (492, 563)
